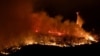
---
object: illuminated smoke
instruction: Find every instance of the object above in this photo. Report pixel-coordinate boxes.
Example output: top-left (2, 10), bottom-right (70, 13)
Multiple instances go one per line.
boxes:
top-left (0, 1), bottom-right (99, 55)
top-left (0, 0), bottom-right (33, 50)
top-left (31, 11), bottom-right (98, 45)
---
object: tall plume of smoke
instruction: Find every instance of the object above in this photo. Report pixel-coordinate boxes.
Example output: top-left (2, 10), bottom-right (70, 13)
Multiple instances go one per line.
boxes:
top-left (0, 0), bottom-right (33, 50)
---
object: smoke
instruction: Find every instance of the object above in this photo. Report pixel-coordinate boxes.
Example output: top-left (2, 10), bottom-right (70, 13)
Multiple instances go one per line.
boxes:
top-left (31, 11), bottom-right (86, 37)
top-left (0, 0), bottom-right (98, 51)
top-left (0, 0), bottom-right (33, 50)
top-left (31, 11), bottom-right (97, 46)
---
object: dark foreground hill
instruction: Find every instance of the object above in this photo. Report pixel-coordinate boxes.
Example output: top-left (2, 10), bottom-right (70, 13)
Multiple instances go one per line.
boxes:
top-left (1, 42), bottom-right (100, 56)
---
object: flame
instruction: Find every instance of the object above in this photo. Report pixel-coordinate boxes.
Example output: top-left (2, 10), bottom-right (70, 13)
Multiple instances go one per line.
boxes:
top-left (76, 12), bottom-right (84, 27)
top-left (0, 51), bottom-right (9, 55)
top-left (1, 0), bottom-right (98, 55)
top-left (88, 36), bottom-right (95, 41)
top-left (24, 11), bottom-right (98, 47)
top-left (0, 11), bottom-right (99, 55)
top-left (25, 40), bottom-right (34, 45)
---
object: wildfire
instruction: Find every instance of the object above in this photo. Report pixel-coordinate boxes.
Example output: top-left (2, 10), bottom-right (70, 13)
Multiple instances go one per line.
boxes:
top-left (25, 40), bottom-right (34, 45)
top-left (0, 12), bottom-right (99, 55)
top-left (24, 11), bottom-right (98, 47)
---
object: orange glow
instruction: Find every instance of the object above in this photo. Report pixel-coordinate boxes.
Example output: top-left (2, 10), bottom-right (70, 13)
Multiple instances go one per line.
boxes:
top-left (35, 29), bottom-right (39, 33)
top-left (0, 12), bottom-right (99, 55)
top-left (24, 12), bottom-right (98, 47)
top-left (76, 12), bottom-right (84, 27)
top-left (26, 40), bottom-right (33, 45)
top-left (57, 32), bottom-right (62, 36)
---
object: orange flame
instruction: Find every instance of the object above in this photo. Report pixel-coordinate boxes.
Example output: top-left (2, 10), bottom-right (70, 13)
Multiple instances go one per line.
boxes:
top-left (76, 12), bottom-right (84, 27)
top-left (24, 11), bottom-right (98, 47)
top-left (0, 12), bottom-right (98, 55)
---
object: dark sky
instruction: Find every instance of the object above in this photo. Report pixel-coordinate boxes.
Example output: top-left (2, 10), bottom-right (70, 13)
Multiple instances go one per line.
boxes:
top-left (33, 0), bottom-right (99, 17)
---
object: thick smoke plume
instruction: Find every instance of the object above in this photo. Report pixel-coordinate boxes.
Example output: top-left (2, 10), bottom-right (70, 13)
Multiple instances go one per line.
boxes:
top-left (0, 0), bottom-right (33, 50)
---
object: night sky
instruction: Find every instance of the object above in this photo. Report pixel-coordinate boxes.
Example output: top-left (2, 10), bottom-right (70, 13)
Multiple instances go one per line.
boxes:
top-left (33, 0), bottom-right (100, 33)
top-left (0, 0), bottom-right (100, 50)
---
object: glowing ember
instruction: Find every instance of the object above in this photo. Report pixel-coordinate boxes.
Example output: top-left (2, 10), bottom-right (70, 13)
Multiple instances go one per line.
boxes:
top-left (26, 41), bottom-right (33, 45)
top-left (35, 29), bottom-right (39, 33)
top-left (57, 32), bottom-right (62, 36)
top-left (87, 35), bottom-right (97, 42)
top-left (0, 47), bottom-right (21, 55)
top-left (24, 37), bottom-right (34, 45)
top-left (0, 51), bottom-right (9, 55)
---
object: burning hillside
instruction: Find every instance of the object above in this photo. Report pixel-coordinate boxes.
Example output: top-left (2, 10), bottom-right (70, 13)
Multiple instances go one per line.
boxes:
top-left (0, 0), bottom-right (99, 56)
top-left (0, 11), bottom-right (98, 55)
top-left (30, 11), bottom-right (98, 46)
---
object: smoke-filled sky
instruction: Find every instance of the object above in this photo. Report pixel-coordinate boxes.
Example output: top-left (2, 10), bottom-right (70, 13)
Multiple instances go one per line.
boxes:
top-left (0, 0), bottom-right (100, 50)
top-left (0, 0), bottom-right (33, 50)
